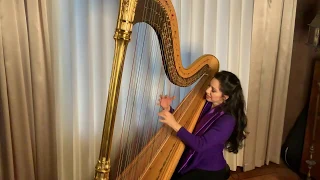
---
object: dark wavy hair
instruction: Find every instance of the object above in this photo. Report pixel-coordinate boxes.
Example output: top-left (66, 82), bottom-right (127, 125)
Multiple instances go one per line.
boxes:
top-left (214, 71), bottom-right (248, 153)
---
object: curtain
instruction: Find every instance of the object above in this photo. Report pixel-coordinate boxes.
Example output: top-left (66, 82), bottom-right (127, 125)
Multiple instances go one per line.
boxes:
top-left (243, 0), bottom-right (297, 171)
top-left (50, 0), bottom-right (254, 179)
top-left (0, 0), bottom-right (57, 180)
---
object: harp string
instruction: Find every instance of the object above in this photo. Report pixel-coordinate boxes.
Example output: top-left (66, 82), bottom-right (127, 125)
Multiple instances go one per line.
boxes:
top-left (132, 25), bottom-right (154, 162)
top-left (159, 2), bottom-right (172, 147)
top-left (148, 0), bottom-right (187, 174)
top-left (126, 26), bottom-right (151, 172)
top-left (130, 19), bottom-right (151, 167)
top-left (131, 1), bottom-right (166, 178)
top-left (132, 6), bottom-right (164, 179)
top-left (148, 2), bottom-right (174, 166)
top-left (115, 30), bottom-right (137, 177)
top-left (115, 0), bottom-right (162, 177)
top-left (129, 1), bottom-right (161, 175)
top-left (115, 0), bottom-right (189, 178)
top-left (130, 25), bottom-right (159, 180)
top-left (125, 21), bottom-right (153, 168)
top-left (116, 21), bottom-right (145, 178)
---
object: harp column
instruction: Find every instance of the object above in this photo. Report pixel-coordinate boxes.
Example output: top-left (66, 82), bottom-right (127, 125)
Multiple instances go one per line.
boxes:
top-left (94, 0), bottom-right (137, 179)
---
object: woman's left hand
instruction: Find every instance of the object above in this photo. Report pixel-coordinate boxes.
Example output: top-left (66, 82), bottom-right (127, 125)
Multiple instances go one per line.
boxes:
top-left (158, 110), bottom-right (182, 132)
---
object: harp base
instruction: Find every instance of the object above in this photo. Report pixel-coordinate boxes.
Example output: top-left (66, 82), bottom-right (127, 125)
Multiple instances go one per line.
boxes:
top-left (94, 157), bottom-right (111, 180)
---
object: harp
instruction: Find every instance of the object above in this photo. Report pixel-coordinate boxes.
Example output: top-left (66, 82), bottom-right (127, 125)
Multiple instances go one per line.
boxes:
top-left (94, 0), bottom-right (219, 179)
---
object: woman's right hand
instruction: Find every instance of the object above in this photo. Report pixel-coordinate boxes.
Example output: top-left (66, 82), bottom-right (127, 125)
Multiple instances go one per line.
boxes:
top-left (158, 95), bottom-right (175, 111)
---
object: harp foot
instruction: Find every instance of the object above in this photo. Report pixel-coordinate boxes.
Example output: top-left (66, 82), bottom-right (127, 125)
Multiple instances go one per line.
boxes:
top-left (94, 157), bottom-right (110, 180)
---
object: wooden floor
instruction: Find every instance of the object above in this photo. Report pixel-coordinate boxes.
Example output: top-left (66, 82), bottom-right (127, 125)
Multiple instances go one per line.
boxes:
top-left (228, 163), bottom-right (301, 180)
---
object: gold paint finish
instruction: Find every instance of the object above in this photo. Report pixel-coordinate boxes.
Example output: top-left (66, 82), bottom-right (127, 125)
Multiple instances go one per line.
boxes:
top-left (94, 0), bottom-right (137, 179)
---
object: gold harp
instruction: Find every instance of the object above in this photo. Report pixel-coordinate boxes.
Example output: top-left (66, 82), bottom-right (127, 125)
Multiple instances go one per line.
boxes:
top-left (94, 0), bottom-right (219, 179)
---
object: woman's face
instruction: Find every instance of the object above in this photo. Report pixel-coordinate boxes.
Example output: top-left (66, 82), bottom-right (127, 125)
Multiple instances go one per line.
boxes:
top-left (205, 78), bottom-right (228, 106)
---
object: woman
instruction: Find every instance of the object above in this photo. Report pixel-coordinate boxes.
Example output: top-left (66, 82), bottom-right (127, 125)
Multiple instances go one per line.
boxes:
top-left (158, 71), bottom-right (247, 180)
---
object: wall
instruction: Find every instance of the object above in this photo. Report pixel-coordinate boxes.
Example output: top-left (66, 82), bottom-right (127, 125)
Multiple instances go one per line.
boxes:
top-left (283, 0), bottom-right (320, 143)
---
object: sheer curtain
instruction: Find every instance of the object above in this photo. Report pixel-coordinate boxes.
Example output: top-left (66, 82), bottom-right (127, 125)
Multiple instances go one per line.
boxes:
top-left (50, 0), bottom-right (254, 179)
top-left (243, 0), bottom-right (297, 171)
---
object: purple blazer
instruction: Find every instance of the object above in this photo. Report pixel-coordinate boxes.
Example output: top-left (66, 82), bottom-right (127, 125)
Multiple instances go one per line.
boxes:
top-left (171, 102), bottom-right (235, 175)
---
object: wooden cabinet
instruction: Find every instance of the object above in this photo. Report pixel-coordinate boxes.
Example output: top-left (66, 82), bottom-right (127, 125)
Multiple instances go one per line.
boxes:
top-left (300, 60), bottom-right (320, 179)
